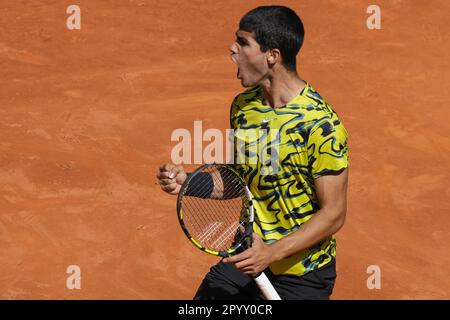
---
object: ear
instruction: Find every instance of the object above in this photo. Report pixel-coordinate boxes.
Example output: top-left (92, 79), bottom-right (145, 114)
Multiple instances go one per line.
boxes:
top-left (267, 49), bottom-right (281, 66)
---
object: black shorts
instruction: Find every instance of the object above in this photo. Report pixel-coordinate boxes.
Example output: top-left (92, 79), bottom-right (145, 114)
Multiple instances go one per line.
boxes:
top-left (193, 259), bottom-right (336, 300)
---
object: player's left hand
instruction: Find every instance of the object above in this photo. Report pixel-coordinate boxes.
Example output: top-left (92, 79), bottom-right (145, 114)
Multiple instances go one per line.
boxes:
top-left (223, 233), bottom-right (274, 277)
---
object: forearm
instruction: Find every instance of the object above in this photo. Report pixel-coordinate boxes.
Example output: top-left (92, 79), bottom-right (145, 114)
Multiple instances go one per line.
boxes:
top-left (268, 207), bottom-right (346, 263)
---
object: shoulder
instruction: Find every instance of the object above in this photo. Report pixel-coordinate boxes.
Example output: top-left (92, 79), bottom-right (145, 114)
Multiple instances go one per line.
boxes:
top-left (294, 84), bottom-right (348, 142)
top-left (300, 84), bottom-right (346, 127)
top-left (231, 86), bottom-right (262, 108)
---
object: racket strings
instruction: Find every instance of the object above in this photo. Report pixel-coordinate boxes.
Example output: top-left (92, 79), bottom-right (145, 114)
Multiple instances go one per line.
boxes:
top-left (183, 170), bottom-right (223, 234)
top-left (210, 221), bottom-right (243, 248)
top-left (181, 166), bottom-right (250, 251)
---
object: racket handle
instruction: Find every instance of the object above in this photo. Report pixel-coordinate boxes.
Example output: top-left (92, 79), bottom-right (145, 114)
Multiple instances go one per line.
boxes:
top-left (254, 272), bottom-right (282, 300)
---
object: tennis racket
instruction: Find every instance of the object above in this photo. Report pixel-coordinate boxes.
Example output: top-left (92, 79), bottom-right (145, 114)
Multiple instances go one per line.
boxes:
top-left (176, 163), bottom-right (281, 300)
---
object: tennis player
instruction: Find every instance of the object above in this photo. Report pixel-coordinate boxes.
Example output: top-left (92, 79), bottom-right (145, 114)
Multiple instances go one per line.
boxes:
top-left (157, 5), bottom-right (349, 300)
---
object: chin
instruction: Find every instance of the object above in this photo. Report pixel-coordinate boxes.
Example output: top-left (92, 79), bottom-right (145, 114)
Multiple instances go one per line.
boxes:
top-left (240, 79), bottom-right (256, 88)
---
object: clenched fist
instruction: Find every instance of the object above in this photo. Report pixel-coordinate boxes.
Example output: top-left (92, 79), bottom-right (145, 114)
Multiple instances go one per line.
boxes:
top-left (157, 163), bottom-right (187, 195)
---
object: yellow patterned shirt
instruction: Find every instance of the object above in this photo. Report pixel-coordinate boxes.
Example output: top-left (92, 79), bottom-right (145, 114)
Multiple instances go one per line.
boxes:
top-left (229, 82), bottom-right (349, 276)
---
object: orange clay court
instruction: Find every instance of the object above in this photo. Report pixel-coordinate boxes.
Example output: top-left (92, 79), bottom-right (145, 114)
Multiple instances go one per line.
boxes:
top-left (0, 0), bottom-right (449, 299)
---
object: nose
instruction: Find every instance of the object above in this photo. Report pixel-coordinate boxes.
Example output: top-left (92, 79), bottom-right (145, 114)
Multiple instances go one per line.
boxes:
top-left (229, 42), bottom-right (238, 55)
top-left (229, 43), bottom-right (238, 64)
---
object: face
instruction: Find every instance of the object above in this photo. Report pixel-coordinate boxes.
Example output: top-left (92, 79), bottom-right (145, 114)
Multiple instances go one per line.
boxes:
top-left (229, 30), bottom-right (270, 87)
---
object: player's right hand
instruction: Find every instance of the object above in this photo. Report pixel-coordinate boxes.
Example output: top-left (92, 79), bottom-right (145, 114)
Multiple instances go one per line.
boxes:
top-left (157, 163), bottom-right (187, 195)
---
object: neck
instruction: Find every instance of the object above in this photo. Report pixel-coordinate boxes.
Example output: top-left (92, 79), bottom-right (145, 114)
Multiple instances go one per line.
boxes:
top-left (260, 68), bottom-right (306, 108)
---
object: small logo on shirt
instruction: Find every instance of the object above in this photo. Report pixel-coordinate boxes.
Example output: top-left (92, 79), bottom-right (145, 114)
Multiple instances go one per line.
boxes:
top-left (262, 117), bottom-right (276, 124)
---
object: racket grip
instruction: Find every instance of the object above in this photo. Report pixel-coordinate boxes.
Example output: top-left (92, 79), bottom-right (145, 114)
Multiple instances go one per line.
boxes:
top-left (254, 272), bottom-right (282, 300)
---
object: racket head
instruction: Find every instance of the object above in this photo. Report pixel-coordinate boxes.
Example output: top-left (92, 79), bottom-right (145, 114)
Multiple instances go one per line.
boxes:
top-left (177, 163), bottom-right (253, 257)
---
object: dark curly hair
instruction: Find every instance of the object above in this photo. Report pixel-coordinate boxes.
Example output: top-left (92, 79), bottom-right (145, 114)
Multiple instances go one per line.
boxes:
top-left (239, 6), bottom-right (305, 71)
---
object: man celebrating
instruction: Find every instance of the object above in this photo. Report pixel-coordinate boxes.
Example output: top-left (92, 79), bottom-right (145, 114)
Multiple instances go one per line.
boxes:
top-left (157, 5), bottom-right (349, 300)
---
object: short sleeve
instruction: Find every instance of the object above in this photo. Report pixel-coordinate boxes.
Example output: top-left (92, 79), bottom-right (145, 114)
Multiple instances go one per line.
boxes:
top-left (229, 96), bottom-right (240, 129)
top-left (307, 118), bottom-right (349, 179)
top-left (228, 98), bottom-right (240, 165)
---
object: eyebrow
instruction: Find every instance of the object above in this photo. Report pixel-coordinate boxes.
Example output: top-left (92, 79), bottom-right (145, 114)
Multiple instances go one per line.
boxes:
top-left (235, 33), bottom-right (249, 44)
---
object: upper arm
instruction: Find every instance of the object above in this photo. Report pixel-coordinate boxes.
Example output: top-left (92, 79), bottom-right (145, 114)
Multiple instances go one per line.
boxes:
top-left (307, 115), bottom-right (350, 219)
top-left (314, 168), bottom-right (349, 220)
top-left (307, 117), bottom-right (349, 179)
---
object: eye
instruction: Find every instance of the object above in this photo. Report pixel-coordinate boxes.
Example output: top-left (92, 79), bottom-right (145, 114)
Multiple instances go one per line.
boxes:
top-left (236, 37), bottom-right (248, 46)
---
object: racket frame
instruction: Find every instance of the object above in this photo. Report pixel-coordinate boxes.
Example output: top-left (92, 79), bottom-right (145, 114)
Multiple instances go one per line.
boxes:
top-left (176, 163), bottom-right (281, 300)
